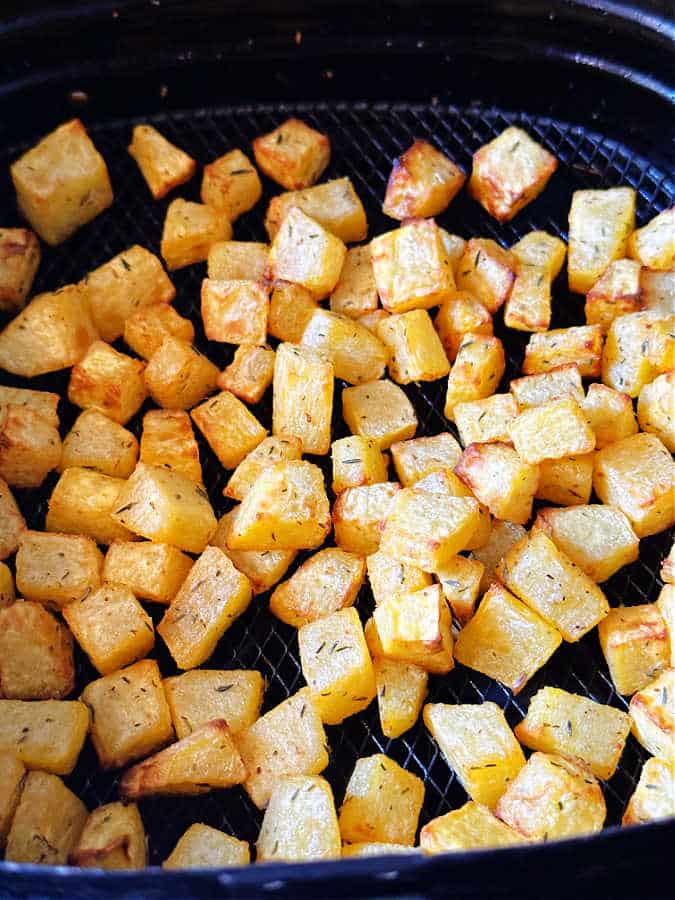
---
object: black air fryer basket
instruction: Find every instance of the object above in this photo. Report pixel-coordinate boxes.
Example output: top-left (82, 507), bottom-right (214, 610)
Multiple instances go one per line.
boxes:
top-left (0, 2), bottom-right (673, 898)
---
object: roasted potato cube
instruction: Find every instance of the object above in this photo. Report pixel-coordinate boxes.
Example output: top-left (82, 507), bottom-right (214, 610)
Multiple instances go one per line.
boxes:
top-left (68, 341), bottom-right (146, 425)
top-left (455, 239), bottom-right (515, 314)
top-left (496, 752), bottom-right (605, 840)
top-left (332, 435), bottom-right (389, 494)
top-left (161, 199), bottom-right (231, 270)
top-left (201, 148), bottom-right (262, 220)
top-left (258, 776), bottom-right (340, 863)
top-left (439, 229), bottom-right (467, 275)
top-left (211, 508), bottom-right (296, 595)
top-left (124, 302), bottom-right (194, 360)
top-left (373, 657), bottom-right (427, 739)
top-left (0, 699), bottom-right (89, 774)
top-left (536, 453), bottom-right (594, 507)
top-left (332, 482), bottom-right (401, 555)
top-left (510, 363), bottom-right (584, 410)
top-left (376, 309), bottom-right (449, 384)
top-left (584, 258), bottom-right (643, 332)
top-left (191, 390), bottom-right (266, 470)
top-left (301, 307), bottom-right (388, 385)
top-left (0, 404), bottom-right (61, 488)
top-left (373, 584), bottom-right (454, 674)
top-left (434, 291), bottom-right (494, 361)
top-left (657, 585), bottom-right (675, 665)
top-left (420, 802), bottom-right (524, 853)
top-left (158, 547), bottom-right (252, 669)
top-left (510, 230), bottom-right (566, 279)
top-left (601, 310), bottom-right (669, 396)
top-left (390, 433), bottom-right (461, 486)
top-left (0, 752), bottom-right (25, 846)
top-left (503, 264), bottom-right (552, 332)
top-left (470, 519), bottom-right (526, 594)
top-left (455, 442), bottom-right (538, 525)
top-left (5, 771), bottom-right (88, 865)
top-left (581, 383), bottom-right (638, 450)
top-left (81, 659), bottom-right (172, 769)
top-left (82, 244), bottom-right (176, 341)
top-left (568, 187), bottom-right (636, 293)
top-left (140, 409), bottom-right (202, 483)
top-left (444, 334), bottom-right (506, 420)
top-left (598, 605), bottom-right (669, 696)
top-left (16, 530), bottom-right (102, 607)
top-left (236, 688), bottom-right (328, 809)
top-left (329, 244), bottom-right (378, 318)
top-left (273, 342), bottom-right (334, 455)
top-left (254, 117), bottom-right (330, 190)
top-left (594, 433), bottom-right (674, 538)
top-left (523, 324), bottom-right (604, 377)
top-left (265, 177), bottom-right (367, 243)
top-left (11, 118), bottom-right (113, 245)
top-left (267, 207), bottom-right (346, 299)
top-left (128, 123), bottom-right (195, 199)
top-left (0, 562), bottom-right (15, 609)
top-left (201, 278), bottom-right (268, 345)
top-left (164, 669), bottom-right (264, 739)
top-left (640, 267), bottom-right (675, 315)
top-left (339, 754), bottom-right (424, 846)
top-left (622, 757), bottom-right (675, 826)
top-left (224, 435), bottom-right (302, 501)
top-left (515, 686), bottom-right (631, 780)
top-left (436, 555), bottom-right (484, 624)
top-left (208, 240), bottom-right (268, 282)
top-left (454, 583), bottom-right (562, 694)
top-left (226, 460), bottom-right (330, 551)
top-left (46, 468), bottom-right (134, 545)
top-left (164, 823), bottom-right (250, 868)
top-left (383, 139), bottom-right (465, 219)
top-left (638, 371), bottom-right (675, 452)
top-left (103, 540), bottom-right (193, 605)
top-left (628, 206), bottom-right (675, 269)
top-left (0, 601), bottom-right (73, 700)
top-left (367, 551), bottom-right (432, 607)
top-left (0, 227), bottom-right (40, 311)
top-left (425, 702), bottom-right (525, 809)
top-left (71, 801), bottom-right (147, 869)
top-left (454, 393), bottom-right (518, 447)
top-left (271, 548), bottom-right (365, 628)
top-left (371, 219), bottom-right (454, 314)
top-left (0, 386), bottom-right (59, 427)
top-left (510, 397), bottom-right (595, 465)
top-left (630, 668), bottom-right (674, 758)
top-left (469, 126), bottom-right (557, 222)
top-left (404, 467), bottom-right (491, 551)
top-left (60, 409), bottom-right (138, 479)
top-left (121, 720), bottom-right (245, 799)
top-left (0, 284), bottom-right (97, 377)
top-left (218, 343), bottom-right (275, 404)
top-left (342, 379), bottom-right (418, 450)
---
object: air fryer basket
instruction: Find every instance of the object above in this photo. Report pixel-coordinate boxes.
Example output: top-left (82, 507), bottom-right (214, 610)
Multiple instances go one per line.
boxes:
top-left (0, 2), bottom-right (673, 898)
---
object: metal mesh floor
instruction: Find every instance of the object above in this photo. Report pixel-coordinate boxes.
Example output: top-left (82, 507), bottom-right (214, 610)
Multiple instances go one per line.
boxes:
top-left (0, 101), bottom-right (673, 865)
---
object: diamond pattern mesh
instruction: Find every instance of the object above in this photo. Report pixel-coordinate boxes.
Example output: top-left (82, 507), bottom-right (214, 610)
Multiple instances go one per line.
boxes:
top-left (0, 102), bottom-right (672, 864)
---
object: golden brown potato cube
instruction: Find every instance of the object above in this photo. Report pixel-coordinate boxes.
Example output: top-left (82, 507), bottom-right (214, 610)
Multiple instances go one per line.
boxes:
top-left (601, 311), bottom-right (668, 397)
top-left (470, 520), bottom-right (526, 594)
top-left (63, 584), bottom-right (154, 676)
top-left (158, 547), bottom-right (252, 669)
top-left (332, 482), bottom-right (401, 555)
top-left (454, 393), bottom-right (518, 447)
top-left (0, 752), bottom-right (25, 846)
top-left (339, 754), bottom-right (424, 846)
top-left (253, 117), bottom-right (330, 190)
top-left (0, 699), bottom-right (89, 774)
top-left (264, 177), bottom-right (367, 244)
top-left (46, 467), bottom-right (133, 545)
top-left (224, 435), bottom-right (302, 501)
top-left (82, 244), bottom-right (176, 342)
top-left (593, 433), bottom-right (674, 538)
top-left (271, 548), bottom-right (365, 628)
top-left (164, 669), bottom-right (263, 739)
top-left (16, 530), bottom-right (102, 607)
top-left (124, 302), bottom-right (194, 360)
top-left (201, 148), bottom-right (262, 220)
top-left (329, 244), bottom-right (378, 318)
top-left (582, 383), bottom-right (638, 450)
top-left (226, 460), bottom-right (330, 551)
top-left (567, 187), bottom-right (636, 293)
top-left (509, 363), bottom-right (584, 410)
top-left (0, 227), bottom-right (40, 311)
top-left (161, 199), bottom-right (232, 271)
top-left (373, 657), bottom-right (427, 740)
top-left (342, 379), bottom-right (418, 450)
top-left (208, 240), bottom-right (268, 282)
top-left (469, 126), bottom-right (557, 222)
top-left (258, 775), bottom-right (340, 863)
top-left (0, 386), bottom-right (59, 427)
top-left (412, 467), bottom-right (493, 552)
top-left (71, 801), bottom-right (147, 869)
top-left (332, 435), bottom-right (389, 494)
top-left (510, 230), bottom-right (566, 279)
top-left (584, 258), bottom-right (643, 332)
top-left (629, 668), bottom-right (674, 758)
top-left (533, 505), bottom-right (638, 583)
top-left (598, 605), bottom-right (669, 696)
top-left (201, 278), bottom-right (268, 345)
top-left (390, 433), bottom-right (461, 486)
top-left (60, 409), bottom-right (138, 478)
top-left (628, 206), bottom-right (675, 270)
top-left (164, 823), bottom-right (250, 868)
top-left (11, 118), bottom-right (113, 245)
top-left (366, 551), bottom-right (431, 607)
top-left (68, 341), bottom-right (146, 425)
top-left (371, 219), bottom-right (454, 314)
top-left (420, 802), bottom-right (524, 853)
top-left (376, 309), bottom-right (449, 384)
top-left (496, 752), bottom-right (605, 840)
top-left (128, 123), bottom-right (195, 199)
top-left (0, 562), bottom-right (15, 609)
top-left (536, 453), bottom-right (594, 507)
top-left (5, 771), bottom-right (88, 865)
top-left (140, 409), bottom-right (202, 484)
top-left (424, 702), bottom-right (525, 810)
top-left (218, 344), bottom-right (275, 405)
top-left (236, 688), bottom-right (328, 809)
top-left (444, 334), bottom-right (506, 420)
top-left (455, 239), bottom-right (515, 314)
top-left (0, 284), bottom-right (98, 377)
top-left (510, 397), bottom-right (595, 465)
top-left (267, 207), bottom-right (346, 299)
top-left (103, 541), bottom-right (192, 605)
top-left (454, 583), bottom-right (562, 694)
top-left (111, 463), bottom-right (216, 553)
top-left (515, 686), bottom-right (631, 781)
top-left (454, 442), bottom-right (538, 525)
top-left (436, 555), bottom-right (484, 624)
top-left (523, 324), bottom-right (604, 377)
top-left (622, 757), bottom-right (675, 826)
top-left (383, 139), bottom-right (465, 220)
top-left (191, 390), bottom-right (266, 470)
top-left (373, 584), bottom-right (454, 674)
top-left (301, 307), bottom-right (388, 385)
top-left (638, 371), bottom-right (675, 452)
top-left (640, 267), bottom-right (675, 315)
top-left (0, 404), bottom-right (61, 488)
top-left (0, 601), bottom-right (73, 700)
top-left (434, 291), bottom-right (494, 361)
top-left (121, 720), bottom-right (245, 799)
top-left (81, 659), bottom-right (172, 769)
top-left (269, 282), bottom-right (319, 342)
top-left (503, 264), bottom-right (551, 333)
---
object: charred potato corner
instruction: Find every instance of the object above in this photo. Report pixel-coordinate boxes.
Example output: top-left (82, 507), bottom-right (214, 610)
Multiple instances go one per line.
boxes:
top-left (0, 112), bottom-right (673, 869)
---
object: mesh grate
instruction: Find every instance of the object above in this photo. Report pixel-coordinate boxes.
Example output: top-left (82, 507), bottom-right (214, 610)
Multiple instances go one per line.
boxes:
top-left (0, 101), bottom-right (672, 864)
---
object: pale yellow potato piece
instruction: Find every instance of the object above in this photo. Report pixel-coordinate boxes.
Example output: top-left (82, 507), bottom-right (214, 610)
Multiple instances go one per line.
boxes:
top-left (469, 520), bottom-right (526, 593)
top-left (264, 177), bottom-right (366, 243)
top-left (273, 343), bottom-right (333, 455)
top-left (598, 605), bottom-right (670, 696)
top-left (161, 199), bottom-right (232, 270)
top-left (16, 529), bottom-right (103, 607)
top-left (510, 230), bottom-right (566, 279)
top-left (359, 309), bottom-right (392, 332)
top-left (582, 383), bottom-right (638, 449)
top-left (367, 550), bottom-right (432, 607)
top-left (254, 117), bottom-right (330, 191)
top-left (509, 363), bottom-right (584, 410)
top-left (390, 433), bottom-right (461, 486)
top-left (124, 298), bottom-right (198, 366)
top-left (208, 240), bottom-right (268, 281)
top-left (373, 584), bottom-right (454, 674)
top-left (455, 239), bottom-right (515, 314)
top-left (640, 267), bottom-right (675, 315)
top-left (342, 380), bottom-right (418, 450)
top-left (129, 124), bottom-right (195, 199)
top-left (510, 397), bottom-right (595, 465)
top-left (0, 404), bottom-right (62, 488)
top-left (536, 453), bottom-right (594, 507)
top-left (0, 227), bottom-right (40, 312)
top-left (383, 139), bottom-right (465, 219)
top-left (217, 344), bottom-right (275, 405)
top-left (191, 390), bottom-right (267, 470)
top-left (163, 669), bottom-right (264, 739)
top-left (435, 555), bottom-right (485, 625)
top-left (71, 801), bottom-right (147, 869)
top-left (444, 334), bottom-right (506, 420)
top-left (201, 149), bottom-right (262, 221)
top-left (201, 278), bottom-right (268, 345)
top-left (267, 207), bottom-right (346, 299)
top-left (622, 757), bottom-right (675, 826)
top-left (584, 258), bottom-right (642, 332)
top-left (628, 206), bottom-right (675, 269)
top-left (257, 776), bottom-right (340, 863)
top-left (331, 436), bottom-right (389, 494)
top-left (224, 435), bottom-right (303, 501)
top-left (60, 409), bottom-right (138, 478)
top-left (0, 601), bottom-right (74, 700)
top-left (439, 230), bottom-right (468, 275)
top-left (412, 468), bottom-right (491, 551)
top-left (601, 311), bottom-right (668, 397)
top-left (301, 307), bottom-right (388, 385)
top-left (329, 244), bottom-right (378, 318)
top-left (103, 541), bottom-right (193, 605)
top-left (46, 468), bottom-right (135, 546)
top-left (376, 309), bottom-right (449, 383)
top-left (454, 442), bottom-right (538, 525)
top-left (164, 823), bottom-right (250, 869)
top-left (434, 290), bottom-right (493, 361)
top-left (374, 657), bottom-right (428, 739)
top-left (638, 371), bottom-right (675, 452)
top-left (567, 186), bottom-right (635, 293)
top-left (421, 802), bottom-right (525, 853)
top-left (268, 282), bottom-right (319, 343)
top-left (629, 668), bottom-right (674, 759)
top-left (0, 385), bottom-right (59, 427)
top-left (144, 336), bottom-right (219, 410)
top-left (140, 409), bottom-right (203, 484)
top-left (0, 699), bottom-right (89, 774)
top-left (211, 508), bottom-right (296, 595)
top-left (523, 325), bottom-right (604, 377)
top-left (333, 482), bottom-right (401, 555)
top-left (454, 393), bottom-right (518, 446)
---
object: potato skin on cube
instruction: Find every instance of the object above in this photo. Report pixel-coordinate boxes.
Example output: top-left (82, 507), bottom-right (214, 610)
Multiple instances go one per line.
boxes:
top-left (253, 117), bottom-right (330, 191)
top-left (629, 668), bottom-right (674, 759)
top-left (201, 148), bottom-right (262, 221)
top-left (46, 467), bottom-right (135, 546)
top-left (267, 207), bottom-right (346, 299)
top-left (265, 177), bottom-right (367, 244)
top-left (622, 757), bottom-right (675, 826)
top-left (373, 584), bottom-right (454, 674)
top-left (161, 199), bottom-right (232, 270)
top-left (191, 390), bottom-right (267, 470)
top-left (60, 409), bottom-right (139, 479)
top-left (163, 669), bottom-right (264, 739)
top-left (68, 340), bottom-right (147, 425)
top-left (257, 776), bottom-right (341, 863)
top-left (333, 482), bottom-right (401, 555)
top-left (103, 540), bottom-right (193, 605)
top-left (140, 409), bottom-right (203, 484)
top-left (16, 530), bottom-right (103, 608)
top-left (420, 801), bottom-right (524, 853)
top-left (71, 801), bottom-right (147, 870)
top-left (0, 601), bottom-right (74, 700)
top-left (374, 657), bottom-right (428, 739)
top-left (454, 442), bottom-right (538, 526)
top-left (598, 605), bottom-right (669, 696)
top-left (128, 124), bottom-right (195, 199)
top-left (0, 699), bottom-right (89, 775)
top-left (383, 139), bottom-right (465, 220)
top-left (342, 380), bottom-right (418, 450)
top-left (567, 187), bottom-right (636, 293)
top-left (0, 227), bottom-right (40, 312)
top-left (144, 336), bottom-right (219, 410)
top-left (163, 823), bottom-right (250, 869)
